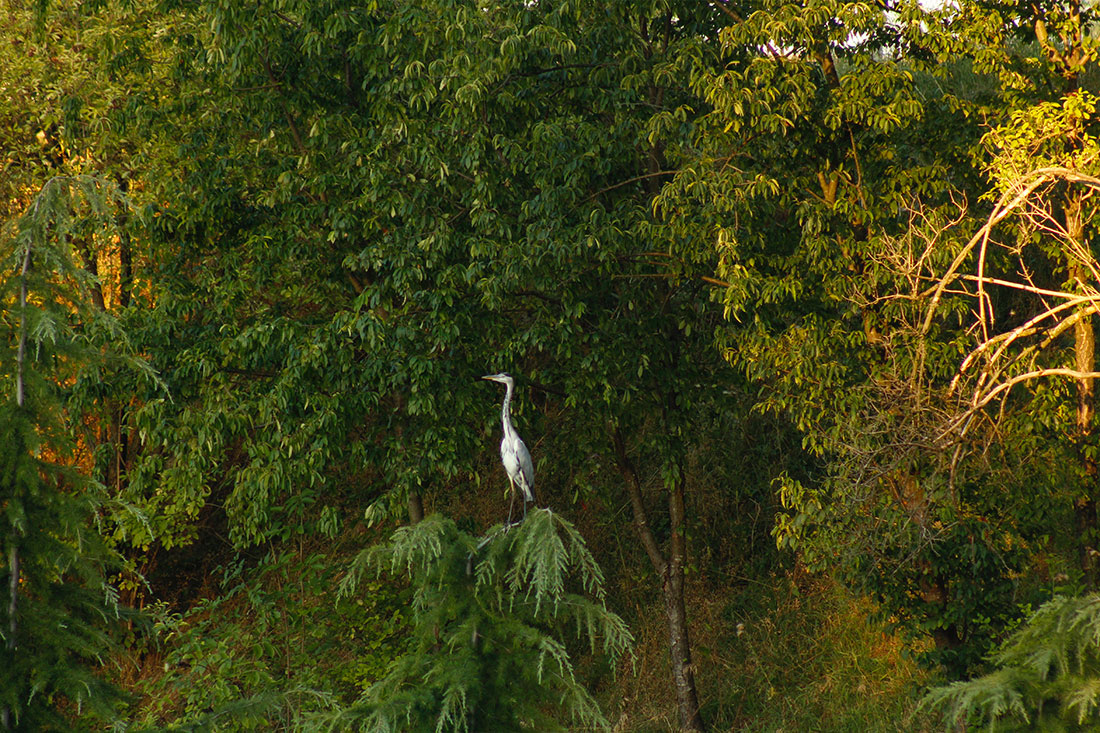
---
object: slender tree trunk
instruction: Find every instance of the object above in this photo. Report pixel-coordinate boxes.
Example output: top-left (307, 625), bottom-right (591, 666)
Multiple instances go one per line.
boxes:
top-left (407, 491), bottom-right (424, 524)
top-left (612, 428), bottom-right (665, 572)
top-left (116, 179), bottom-right (133, 309)
top-left (1031, 0), bottom-right (1097, 584)
top-left (388, 392), bottom-right (423, 525)
top-left (632, 16), bottom-right (703, 724)
top-left (2, 545), bottom-right (16, 730)
top-left (612, 429), bottom-right (705, 732)
top-left (76, 237), bottom-right (107, 312)
top-left (1069, 197), bottom-right (1098, 584)
top-left (3, 244), bottom-right (31, 730)
top-left (1074, 304), bottom-right (1095, 584)
top-left (665, 475), bottom-right (704, 731)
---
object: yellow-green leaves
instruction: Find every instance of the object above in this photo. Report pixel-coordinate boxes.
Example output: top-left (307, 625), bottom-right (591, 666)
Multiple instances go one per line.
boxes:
top-left (984, 90), bottom-right (1100, 191)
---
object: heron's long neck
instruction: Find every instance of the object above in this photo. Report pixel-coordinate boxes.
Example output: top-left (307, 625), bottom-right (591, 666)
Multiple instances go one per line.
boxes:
top-left (501, 382), bottom-right (514, 437)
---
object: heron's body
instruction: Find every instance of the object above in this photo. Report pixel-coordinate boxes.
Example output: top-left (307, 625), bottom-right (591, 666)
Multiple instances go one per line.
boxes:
top-left (482, 373), bottom-right (535, 511)
top-left (500, 425), bottom-right (535, 503)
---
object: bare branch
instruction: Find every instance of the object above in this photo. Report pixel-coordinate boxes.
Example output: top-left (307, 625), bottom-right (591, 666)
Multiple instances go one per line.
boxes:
top-left (920, 169), bottom-right (1093, 336)
top-left (943, 369), bottom-right (1100, 441)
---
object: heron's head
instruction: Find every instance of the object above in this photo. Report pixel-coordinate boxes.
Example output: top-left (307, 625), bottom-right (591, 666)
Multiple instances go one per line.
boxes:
top-left (481, 372), bottom-right (513, 386)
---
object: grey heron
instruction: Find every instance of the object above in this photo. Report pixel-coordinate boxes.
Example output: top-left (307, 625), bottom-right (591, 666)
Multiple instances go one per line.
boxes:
top-left (482, 372), bottom-right (534, 522)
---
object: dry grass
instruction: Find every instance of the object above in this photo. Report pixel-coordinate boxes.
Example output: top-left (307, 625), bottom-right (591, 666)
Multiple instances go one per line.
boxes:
top-left (600, 571), bottom-right (937, 733)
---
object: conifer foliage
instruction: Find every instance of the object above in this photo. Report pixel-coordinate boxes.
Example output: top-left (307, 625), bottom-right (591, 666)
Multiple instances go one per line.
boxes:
top-left (0, 177), bottom-right (134, 729)
top-left (334, 509), bottom-right (633, 732)
top-left (924, 594), bottom-right (1100, 729)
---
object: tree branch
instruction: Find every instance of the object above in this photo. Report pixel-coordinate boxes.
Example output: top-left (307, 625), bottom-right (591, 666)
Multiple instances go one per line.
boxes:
top-left (588, 170), bottom-right (679, 202)
top-left (611, 427), bottom-right (667, 576)
top-left (944, 368), bottom-right (1100, 440)
top-left (922, 167), bottom-right (1098, 337)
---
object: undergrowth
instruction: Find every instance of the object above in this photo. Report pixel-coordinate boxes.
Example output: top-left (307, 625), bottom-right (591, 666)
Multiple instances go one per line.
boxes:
top-left (121, 537), bottom-right (411, 731)
top-left (605, 571), bottom-right (937, 732)
top-left (114, 497), bottom-right (939, 732)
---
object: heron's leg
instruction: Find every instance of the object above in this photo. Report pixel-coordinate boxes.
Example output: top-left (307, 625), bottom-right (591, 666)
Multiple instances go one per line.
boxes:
top-left (507, 478), bottom-right (516, 526)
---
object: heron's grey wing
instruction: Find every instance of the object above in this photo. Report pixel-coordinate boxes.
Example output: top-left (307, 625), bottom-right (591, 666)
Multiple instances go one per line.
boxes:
top-left (514, 435), bottom-right (535, 502)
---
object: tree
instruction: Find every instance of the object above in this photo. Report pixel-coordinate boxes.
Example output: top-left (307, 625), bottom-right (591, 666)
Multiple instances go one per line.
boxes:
top-left (103, 0), bottom-right (744, 726)
top-left (0, 176), bottom-right (139, 729)
top-left (923, 593), bottom-right (1100, 729)
top-left (655, 0), bottom-right (1068, 672)
top-left (687, 0), bottom-right (1100, 673)
top-left (934, 94), bottom-right (1100, 582)
top-left (333, 510), bottom-right (633, 731)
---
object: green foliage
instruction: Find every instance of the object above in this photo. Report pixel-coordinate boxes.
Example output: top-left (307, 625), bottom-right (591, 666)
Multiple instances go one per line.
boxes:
top-left (333, 509), bottom-right (633, 732)
top-left (654, 0), bottom-right (1100, 676)
top-left (129, 546), bottom-right (409, 731)
top-left (7, 0), bottom-right (1100, 727)
top-left (97, 0), bottom-right (744, 553)
top-left (0, 176), bottom-right (139, 728)
top-left (923, 594), bottom-right (1100, 730)
top-left (984, 90), bottom-right (1100, 188)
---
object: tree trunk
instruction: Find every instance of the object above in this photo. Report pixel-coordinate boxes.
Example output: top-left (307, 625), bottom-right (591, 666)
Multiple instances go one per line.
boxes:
top-left (3, 242), bottom-right (31, 730)
top-left (1074, 305), bottom-right (1096, 584)
top-left (612, 429), bottom-right (705, 731)
top-left (1069, 197), bottom-right (1098, 584)
top-left (666, 476), bottom-right (704, 731)
top-left (113, 175), bottom-right (134, 309)
top-left (77, 237), bottom-right (107, 312)
top-left (407, 490), bottom-right (424, 524)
